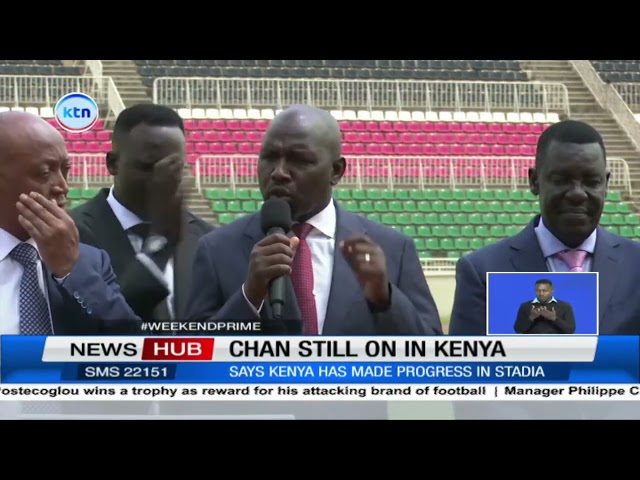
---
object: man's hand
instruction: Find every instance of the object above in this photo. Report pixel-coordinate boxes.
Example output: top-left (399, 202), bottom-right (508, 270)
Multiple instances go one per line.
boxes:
top-left (529, 305), bottom-right (540, 320)
top-left (539, 307), bottom-right (556, 321)
top-left (16, 192), bottom-right (80, 278)
top-left (244, 233), bottom-right (300, 309)
top-left (340, 234), bottom-right (390, 309)
top-left (148, 153), bottom-right (185, 246)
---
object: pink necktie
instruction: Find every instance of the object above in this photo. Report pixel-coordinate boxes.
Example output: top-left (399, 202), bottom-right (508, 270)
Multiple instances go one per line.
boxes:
top-left (291, 223), bottom-right (318, 335)
top-left (556, 249), bottom-right (588, 272)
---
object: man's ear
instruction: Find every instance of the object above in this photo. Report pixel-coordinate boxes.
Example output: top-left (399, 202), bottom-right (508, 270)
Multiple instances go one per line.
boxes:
top-left (528, 167), bottom-right (539, 196)
top-left (106, 151), bottom-right (118, 176)
top-left (330, 157), bottom-right (346, 186)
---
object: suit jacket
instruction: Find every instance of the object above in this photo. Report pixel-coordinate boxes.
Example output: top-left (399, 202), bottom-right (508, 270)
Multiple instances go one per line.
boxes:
top-left (514, 299), bottom-right (575, 334)
top-left (185, 202), bottom-right (442, 335)
top-left (69, 188), bottom-right (214, 324)
top-left (449, 215), bottom-right (640, 335)
top-left (48, 243), bottom-right (141, 334)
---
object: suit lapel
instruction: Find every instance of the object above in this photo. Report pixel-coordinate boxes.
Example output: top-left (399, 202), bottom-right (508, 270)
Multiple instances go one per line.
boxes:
top-left (80, 190), bottom-right (137, 274)
top-left (508, 217), bottom-right (549, 272)
top-left (173, 215), bottom-right (203, 319)
top-left (323, 206), bottom-right (363, 334)
top-left (592, 227), bottom-right (621, 319)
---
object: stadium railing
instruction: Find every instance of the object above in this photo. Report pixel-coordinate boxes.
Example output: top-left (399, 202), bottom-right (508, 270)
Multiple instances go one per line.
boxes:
top-left (152, 77), bottom-right (571, 116)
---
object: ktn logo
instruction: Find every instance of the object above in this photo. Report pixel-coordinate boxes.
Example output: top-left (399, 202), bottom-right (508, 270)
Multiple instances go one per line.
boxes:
top-left (55, 92), bottom-right (99, 133)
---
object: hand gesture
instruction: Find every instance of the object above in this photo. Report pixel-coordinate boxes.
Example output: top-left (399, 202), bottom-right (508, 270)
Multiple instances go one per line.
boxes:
top-left (340, 234), bottom-right (390, 308)
top-left (16, 192), bottom-right (79, 277)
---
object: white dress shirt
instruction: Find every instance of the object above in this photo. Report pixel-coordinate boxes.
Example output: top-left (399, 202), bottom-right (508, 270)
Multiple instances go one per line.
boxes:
top-left (0, 228), bottom-right (56, 334)
top-left (244, 199), bottom-right (336, 333)
top-left (534, 217), bottom-right (597, 272)
top-left (106, 187), bottom-right (175, 319)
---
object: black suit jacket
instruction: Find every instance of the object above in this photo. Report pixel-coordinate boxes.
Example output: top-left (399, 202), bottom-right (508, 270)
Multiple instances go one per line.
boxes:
top-left (514, 299), bottom-right (576, 334)
top-left (69, 188), bottom-right (214, 324)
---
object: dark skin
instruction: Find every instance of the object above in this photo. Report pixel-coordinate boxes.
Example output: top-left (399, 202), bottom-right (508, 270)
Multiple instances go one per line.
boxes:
top-left (0, 111), bottom-right (78, 277)
top-left (244, 104), bottom-right (391, 310)
top-left (529, 140), bottom-right (610, 249)
top-left (529, 282), bottom-right (556, 321)
top-left (106, 123), bottom-right (186, 246)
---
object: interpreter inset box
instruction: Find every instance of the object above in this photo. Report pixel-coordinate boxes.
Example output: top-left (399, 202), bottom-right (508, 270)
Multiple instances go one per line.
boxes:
top-left (486, 272), bottom-right (599, 336)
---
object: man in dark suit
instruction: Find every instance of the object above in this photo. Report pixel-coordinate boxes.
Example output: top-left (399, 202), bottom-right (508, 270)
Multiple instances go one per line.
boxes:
top-left (0, 110), bottom-right (140, 336)
top-left (448, 119), bottom-right (640, 419)
top-left (70, 104), bottom-right (213, 329)
top-left (186, 104), bottom-right (441, 336)
top-left (513, 279), bottom-right (576, 334)
top-left (450, 119), bottom-right (640, 336)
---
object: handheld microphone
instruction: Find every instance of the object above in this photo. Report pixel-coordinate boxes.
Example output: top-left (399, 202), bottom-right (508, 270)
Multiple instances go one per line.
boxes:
top-left (260, 197), bottom-right (292, 319)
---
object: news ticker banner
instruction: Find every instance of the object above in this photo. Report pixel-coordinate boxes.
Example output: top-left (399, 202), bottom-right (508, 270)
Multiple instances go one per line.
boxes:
top-left (0, 335), bottom-right (638, 385)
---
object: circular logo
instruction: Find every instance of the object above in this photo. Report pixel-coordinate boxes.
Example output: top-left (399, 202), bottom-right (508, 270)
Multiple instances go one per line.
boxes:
top-left (55, 92), bottom-right (99, 133)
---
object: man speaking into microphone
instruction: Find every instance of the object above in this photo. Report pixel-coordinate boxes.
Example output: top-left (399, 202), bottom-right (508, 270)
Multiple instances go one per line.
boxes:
top-left (185, 104), bottom-right (441, 335)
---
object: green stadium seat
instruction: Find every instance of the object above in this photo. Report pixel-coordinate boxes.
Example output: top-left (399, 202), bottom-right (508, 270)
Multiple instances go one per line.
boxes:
top-left (607, 191), bottom-right (622, 202)
top-left (403, 226), bottom-right (417, 237)
top-left (389, 200), bottom-right (402, 212)
top-left (482, 213), bottom-right (497, 224)
top-left (476, 226), bottom-right (490, 237)
top-left (352, 189), bottom-right (366, 200)
top-left (612, 214), bottom-right (625, 225)
top-left (402, 201), bottom-right (417, 212)
top-left (626, 214), bottom-right (639, 225)
top-left (396, 213), bottom-right (411, 225)
top-left (446, 201), bottom-right (460, 212)
top-left (222, 188), bottom-right (236, 200)
top-left (344, 201), bottom-right (359, 213)
top-left (251, 189), bottom-right (262, 200)
top-left (461, 225), bottom-right (475, 237)
top-left (484, 238), bottom-right (498, 246)
top-left (490, 225), bottom-right (505, 237)
top-left (468, 213), bottom-right (483, 225)
top-left (513, 213), bottom-right (530, 225)
top-left (523, 191), bottom-right (537, 201)
top-left (620, 226), bottom-right (633, 237)
top-left (425, 213), bottom-right (439, 225)
top-left (374, 200), bottom-right (388, 212)
top-left (497, 213), bottom-right (511, 225)
top-left (418, 251), bottom-right (431, 259)
top-left (455, 238), bottom-right (469, 250)
top-left (440, 213), bottom-right (454, 225)
top-left (617, 203), bottom-right (631, 214)
top-left (227, 201), bottom-right (241, 212)
top-left (453, 190), bottom-right (467, 201)
top-left (242, 201), bottom-right (257, 213)
top-left (212, 201), bottom-right (226, 212)
top-left (505, 225), bottom-right (522, 236)
top-left (206, 188), bottom-right (221, 200)
top-left (470, 238), bottom-right (484, 250)
top-left (414, 238), bottom-right (426, 250)
top-left (604, 203), bottom-right (617, 213)
top-left (475, 201), bottom-right (489, 213)
top-left (599, 214), bottom-right (611, 226)
top-left (236, 189), bottom-right (252, 200)
top-left (426, 238), bottom-right (439, 250)
top-left (366, 189), bottom-right (382, 200)
top-left (467, 190), bottom-right (481, 201)
top-left (495, 190), bottom-right (509, 201)
top-left (437, 189), bottom-right (453, 200)
top-left (417, 226), bottom-right (431, 237)
top-left (634, 226), bottom-right (640, 237)
top-left (381, 189), bottom-right (395, 200)
top-left (368, 213), bottom-right (381, 223)
top-left (509, 190), bottom-right (524, 201)
top-left (433, 226), bottom-right (446, 237)
top-left (82, 188), bottom-right (100, 199)
top-left (460, 201), bottom-right (475, 213)
top-left (411, 213), bottom-right (426, 225)
top-left (440, 238), bottom-right (455, 250)
top-left (394, 189), bottom-right (410, 200)
top-left (218, 213), bottom-right (235, 224)
top-left (454, 213), bottom-right (469, 224)
top-left (359, 201), bottom-right (373, 213)
top-left (489, 201), bottom-right (503, 213)
top-left (503, 201), bottom-right (517, 213)
top-left (518, 201), bottom-right (534, 213)
top-left (70, 200), bottom-right (85, 209)
top-left (480, 190), bottom-right (495, 200)
top-left (381, 213), bottom-right (395, 225)
top-left (409, 189), bottom-right (425, 201)
top-left (447, 226), bottom-right (461, 237)
top-left (68, 187), bottom-right (81, 199)
top-left (424, 189), bottom-right (438, 201)
top-left (607, 226), bottom-right (619, 235)
top-left (432, 201), bottom-right (445, 212)
top-left (447, 251), bottom-right (459, 259)
top-left (417, 201), bottom-right (432, 212)
top-left (335, 189), bottom-right (351, 200)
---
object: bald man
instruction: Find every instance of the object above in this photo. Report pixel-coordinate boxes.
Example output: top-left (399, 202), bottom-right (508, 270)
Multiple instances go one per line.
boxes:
top-left (0, 111), bottom-right (141, 335)
top-left (185, 104), bottom-right (441, 336)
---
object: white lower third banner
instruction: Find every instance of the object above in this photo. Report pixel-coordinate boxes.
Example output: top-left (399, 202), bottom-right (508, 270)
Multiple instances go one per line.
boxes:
top-left (1, 384), bottom-right (640, 401)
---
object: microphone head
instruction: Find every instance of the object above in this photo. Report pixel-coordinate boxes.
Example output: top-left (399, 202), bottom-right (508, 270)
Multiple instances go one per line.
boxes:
top-left (260, 197), bottom-right (292, 235)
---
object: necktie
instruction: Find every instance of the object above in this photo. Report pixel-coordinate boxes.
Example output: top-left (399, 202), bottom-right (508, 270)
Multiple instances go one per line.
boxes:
top-left (556, 249), bottom-right (588, 272)
top-left (10, 243), bottom-right (53, 335)
top-left (128, 223), bottom-right (172, 323)
top-left (291, 223), bottom-right (318, 335)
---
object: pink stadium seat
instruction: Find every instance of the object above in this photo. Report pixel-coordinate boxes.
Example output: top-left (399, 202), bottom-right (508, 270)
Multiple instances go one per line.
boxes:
top-left (247, 131), bottom-right (262, 142)
top-left (371, 132), bottom-right (385, 143)
top-left (428, 133), bottom-right (442, 144)
top-left (434, 122), bottom-right (448, 132)
top-left (210, 143), bottom-right (223, 153)
top-left (381, 143), bottom-right (394, 154)
top-left (503, 123), bottom-right (516, 134)
top-left (223, 143), bottom-right (236, 154)
top-left (436, 144), bottom-right (450, 155)
top-left (86, 141), bottom-right (100, 152)
top-left (366, 144), bottom-right (381, 154)
top-left (95, 119), bottom-right (105, 129)
top-left (204, 131), bottom-right (218, 142)
top-left (496, 134), bottom-right (509, 144)
top-left (255, 120), bottom-right (269, 131)
top-left (227, 119), bottom-right (241, 131)
top-left (422, 144), bottom-right (436, 155)
top-left (478, 144), bottom-right (492, 155)
top-left (394, 144), bottom-right (409, 155)
top-left (352, 143), bottom-right (365, 154)
top-left (67, 132), bottom-right (81, 141)
top-left (491, 145), bottom-right (505, 155)
top-left (186, 143), bottom-right (194, 154)
top-left (252, 143), bottom-right (261, 153)
top-left (198, 120), bottom-right (212, 130)
top-left (218, 131), bottom-right (232, 142)
top-left (232, 131), bottom-right (247, 142)
top-left (359, 132), bottom-right (371, 143)
top-left (339, 121), bottom-right (351, 132)
top-left (238, 142), bottom-right (253, 153)
top-left (195, 142), bottom-right (209, 154)
top-left (380, 121), bottom-right (392, 132)
top-left (524, 134), bottom-right (537, 145)
top-left (462, 122), bottom-right (475, 133)
top-left (81, 131), bottom-right (95, 141)
top-left (509, 134), bottom-right (523, 144)
top-left (488, 123), bottom-right (502, 133)
top-left (187, 154), bottom-right (198, 164)
top-left (482, 133), bottom-right (496, 144)
top-left (530, 124), bottom-right (544, 134)
top-left (422, 122), bottom-right (435, 132)
top-left (516, 123), bottom-right (531, 134)
top-left (407, 122), bottom-right (422, 132)
top-left (212, 120), bottom-right (226, 131)
top-left (96, 130), bottom-right (111, 141)
top-left (393, 121), bottom-right (407, 132)
top-left (475, 123), bottom-right (488, 133)
top-left (521, 145), bottom-right (535, 156)
top-left (451, 144), bottom-right (464, 155)
top-left (366, 121), bottom-right (379, 132)
top-left (506, 145), bottom-right (520, 155)
top-left (352, 121), bottom-right (365, 131)
top-left (442, 133), bottom-right (455, 144)
top-left (241, 120), bottom-right (254, 130)
top-left (409, 144), bottom-right (422, 155)
top-left (184, 119), bottom-right (195, 130)
top-left (400, 132), bottom-right (414, 143)
top-left (385, 132), bottom-right (399, 143)
top-left (448, 122), bottom-right (461, 132)
top-left (342, 144), bottom-right (353, 154)
top-left (469, 133), bottom-right (481, 144)
top-left (455, 133), bottom-right (469, 143)
top-left (70, 141), bottom-right (85, 152)
top-left (189, 131), bottom-right (203, 142)
top-left (464, 144), bottom-right (479, 155)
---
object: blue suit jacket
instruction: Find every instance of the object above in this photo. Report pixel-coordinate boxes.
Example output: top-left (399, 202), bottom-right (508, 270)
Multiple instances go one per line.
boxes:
top-left (185, 203), bottom-right (442, 335)
top-left (45, 243), bottom-right (141, 334)
top-left (449, 215), bottom-right (640, 336)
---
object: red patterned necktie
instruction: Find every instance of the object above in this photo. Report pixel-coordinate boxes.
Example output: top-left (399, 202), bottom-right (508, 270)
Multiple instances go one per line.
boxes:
top-left (291, 223), bottom-right (318, 335)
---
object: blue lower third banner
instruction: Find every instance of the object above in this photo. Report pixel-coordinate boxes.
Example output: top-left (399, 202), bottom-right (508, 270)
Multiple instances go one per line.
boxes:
top-left (1, 336), bottom-right (638, 384)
